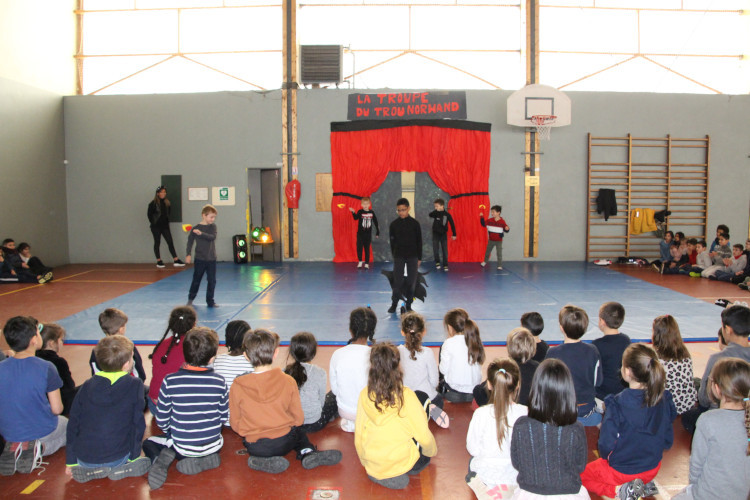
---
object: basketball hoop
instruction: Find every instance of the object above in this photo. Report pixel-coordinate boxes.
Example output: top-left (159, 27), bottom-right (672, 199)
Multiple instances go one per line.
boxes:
top-left (530, 115), bottom-right (557, 140)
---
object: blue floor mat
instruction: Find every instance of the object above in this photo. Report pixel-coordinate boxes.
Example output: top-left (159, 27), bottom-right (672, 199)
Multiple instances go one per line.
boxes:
top-left (60, 261), bottom-right (722, 345)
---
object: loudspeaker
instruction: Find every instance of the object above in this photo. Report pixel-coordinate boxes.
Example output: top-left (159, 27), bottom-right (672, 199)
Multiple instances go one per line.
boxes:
top-left (232, 234), bottom-right (248, 264)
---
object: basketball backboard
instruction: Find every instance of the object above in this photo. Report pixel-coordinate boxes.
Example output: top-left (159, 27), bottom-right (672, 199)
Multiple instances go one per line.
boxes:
top-left (507, 84), bottom-right (571, 128)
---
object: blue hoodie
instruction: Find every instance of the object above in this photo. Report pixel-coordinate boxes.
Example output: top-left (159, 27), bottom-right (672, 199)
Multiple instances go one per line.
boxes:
top-left (599, 388), bottom-right (676, 474)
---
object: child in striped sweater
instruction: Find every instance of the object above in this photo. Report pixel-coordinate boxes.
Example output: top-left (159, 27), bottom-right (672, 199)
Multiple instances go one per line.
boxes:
top-left (144, 327), bottom-right (229, 490)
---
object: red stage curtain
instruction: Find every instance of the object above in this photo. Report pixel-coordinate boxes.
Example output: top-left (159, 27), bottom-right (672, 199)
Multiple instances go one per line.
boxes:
top-left (331, 121), bottom-right (491, 262)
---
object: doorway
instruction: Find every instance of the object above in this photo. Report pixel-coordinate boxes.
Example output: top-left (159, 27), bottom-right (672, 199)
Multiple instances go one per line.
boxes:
top-left (247, 168), bottom-right (282, 261)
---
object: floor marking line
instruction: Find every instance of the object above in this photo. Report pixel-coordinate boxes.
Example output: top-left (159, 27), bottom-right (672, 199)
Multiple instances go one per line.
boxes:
top-left (214, 272), bottom-right (287, 332)
top-left (53, 270), bottom-right (95, 281)
top-left (0, 285), bottom-right (43, 297)
top-left (20, 480), bottom-right (44, 494)
top-left (61, 280), bottom-right (153, 284)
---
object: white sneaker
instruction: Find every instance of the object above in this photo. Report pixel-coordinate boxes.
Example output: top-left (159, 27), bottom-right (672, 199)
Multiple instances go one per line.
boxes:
top-left (356, 261), bottom-right (363, 268)
top-left (480, 262), bottom-right (486, 267)
top-left (364, 263), bottom-right (369, 269)
top-left (497, 266), bottom-right (503, 270)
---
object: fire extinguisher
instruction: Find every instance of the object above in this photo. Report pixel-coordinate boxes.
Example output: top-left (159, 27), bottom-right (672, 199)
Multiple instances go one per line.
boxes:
top-left (285, 179), bottom-right (301, 209)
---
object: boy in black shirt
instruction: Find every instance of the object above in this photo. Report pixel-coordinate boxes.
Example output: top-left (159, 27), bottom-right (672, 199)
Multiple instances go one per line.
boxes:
top-left (428, 198), bottom-right (456, 271)
top-left (592, 302), bottom-right (630, 401)
top-left (522, 311), bottom-right (549, 363)
top-left (349, 197), bottom-right (379, 269)
top-left (388, 198), bottom-right (422, 313)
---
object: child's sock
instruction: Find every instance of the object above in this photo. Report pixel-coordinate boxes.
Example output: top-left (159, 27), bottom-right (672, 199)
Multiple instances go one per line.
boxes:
top-left (428, 404), bottom-right (450, 428)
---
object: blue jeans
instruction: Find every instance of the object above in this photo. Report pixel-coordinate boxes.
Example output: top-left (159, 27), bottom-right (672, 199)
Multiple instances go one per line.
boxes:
top-left (578, 406), bottom-right (602, 427)
top-left (78, 454), bottom-right (129, 468)
top-left (188, 259), bottom-right (216, 305)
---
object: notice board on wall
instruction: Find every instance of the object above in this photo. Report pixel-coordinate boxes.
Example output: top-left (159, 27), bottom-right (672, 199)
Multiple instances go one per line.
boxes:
top-left (161, 174), bottom-right (182, 222)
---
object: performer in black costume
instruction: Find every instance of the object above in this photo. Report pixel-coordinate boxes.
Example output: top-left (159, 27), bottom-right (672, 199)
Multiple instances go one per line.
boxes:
top-left (387, 198), bottom-right (422, 313)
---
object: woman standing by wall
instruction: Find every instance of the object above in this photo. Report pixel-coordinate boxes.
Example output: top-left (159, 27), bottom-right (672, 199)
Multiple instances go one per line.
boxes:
top-left (148, 186), bottom-right (185, 268)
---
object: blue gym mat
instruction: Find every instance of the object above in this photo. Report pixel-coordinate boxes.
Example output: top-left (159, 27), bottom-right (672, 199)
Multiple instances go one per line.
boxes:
top-left (59, 261), bottom-right (722, 346)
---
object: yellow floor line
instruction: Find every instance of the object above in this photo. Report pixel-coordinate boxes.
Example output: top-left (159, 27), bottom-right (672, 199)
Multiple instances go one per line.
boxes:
top-left (62, 280), bottom-right (152, 284)
top-left (0, 285), bottom-right (43, 297)
top-left (20, 479), bottom-right (44, 494)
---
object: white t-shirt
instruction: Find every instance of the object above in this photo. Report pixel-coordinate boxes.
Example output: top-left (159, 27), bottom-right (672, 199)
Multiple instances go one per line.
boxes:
top-left (398, 344), bottom-right (439, 400)
top-left (439, 334), bottom-right (482, 393)
top-left (329, 343), bottom-right (370, 421)
top-left (467, 402), bottom-right (528, 487)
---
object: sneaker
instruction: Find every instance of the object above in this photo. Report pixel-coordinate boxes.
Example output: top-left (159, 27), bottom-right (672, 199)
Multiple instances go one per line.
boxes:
top-left (0, 442), bottom-right (16, 476)
top-left (642, 481), bottom-right (659, 497)
top-left (37, 275), bottom-right (48, 284)
top-left (156, 260), bottom-right (165, 268)
top-left (71, 465), bottom-right (112, 483)
top-left (186, 299), bottom-right (193, 306)
top-left (108, 457), bottom-right (151, 480)
top-left (247, 456), bottom-right (289, 474)
top-left (207, 303), bottom-right (220, 308)
top-left (364, 263), bottom-right (369, 269)
top-left (436, 263), bottom-right (441, 269)
top-left (176, 454), bottom-right (220, 475)
top-left (301, 450), bottom-right (342, 470)
top-left (480, 262), bottom-right (486, 267)
top-left (617, 478), bottom-right (645, 500)
top-left (173, 259), bottom-right (185, 267)
top-left (739, 282), bottom-right (749, 290)
top-left (15, 440), bottom-right (42, 474)
top-left (340, 418), bottom-right (355, 432)
top-left (387, 304), bottom-right (397, 314)
top-left (357, 261), bottom-right (363, 268)
top-left (651, 263), bottom-right (659, 271)
top-left (689, 272), bottom-right (702, 277)
top-left (443, 266), bottom-right (449, 272)
top-left (428, 404), bottom-right (450, 428)
top-left (148, 447), bottom-right (175, 490)
top-left (44, 271), bottom-right (53, 282)
top-left (497, 266), bottom-right (503, 270)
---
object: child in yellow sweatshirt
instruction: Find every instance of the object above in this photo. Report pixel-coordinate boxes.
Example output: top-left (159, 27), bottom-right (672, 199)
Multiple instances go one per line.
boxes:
top-left (354, 342), bottom-right (437, 490)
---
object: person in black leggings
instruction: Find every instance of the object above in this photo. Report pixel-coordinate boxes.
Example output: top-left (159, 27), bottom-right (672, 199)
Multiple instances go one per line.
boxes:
top-left (147, 186), bottom-right (185, 268)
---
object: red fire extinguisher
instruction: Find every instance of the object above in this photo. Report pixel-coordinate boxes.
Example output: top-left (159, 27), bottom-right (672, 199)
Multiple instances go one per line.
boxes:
top-left (285, 179), bottom-right (301, 209)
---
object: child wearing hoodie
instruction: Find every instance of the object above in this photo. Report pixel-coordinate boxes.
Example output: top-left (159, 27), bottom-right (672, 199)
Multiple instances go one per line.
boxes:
top-left (355, 342), bottom-right (437, 490)
top-left (580, 344), bottom-right (676, 500)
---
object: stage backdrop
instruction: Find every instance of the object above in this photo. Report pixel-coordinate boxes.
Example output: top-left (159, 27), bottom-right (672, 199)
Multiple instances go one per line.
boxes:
top-left (330, 119), bottom-right (492, 263)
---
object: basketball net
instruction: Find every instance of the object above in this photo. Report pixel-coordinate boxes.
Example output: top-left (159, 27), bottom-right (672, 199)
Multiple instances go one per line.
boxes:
top-left (530, 115), bottom-right (556, 140)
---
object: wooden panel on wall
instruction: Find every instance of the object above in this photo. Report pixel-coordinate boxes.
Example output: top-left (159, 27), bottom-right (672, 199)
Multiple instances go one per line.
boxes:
top-left (316, 173), bottom-right (333, 212)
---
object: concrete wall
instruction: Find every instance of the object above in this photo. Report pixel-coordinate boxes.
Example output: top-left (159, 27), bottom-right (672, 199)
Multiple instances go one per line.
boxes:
top-left (0, 0), bottom-right (76, 266)
top-left (63, 89), bottom-right (750, 263)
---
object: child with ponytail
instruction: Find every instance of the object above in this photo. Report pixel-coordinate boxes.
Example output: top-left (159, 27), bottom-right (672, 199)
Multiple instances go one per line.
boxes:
top-left (440, 309), bottom-right (485, 403)
top-left (673, 357), bottom-right (750, 500)
top-left (581, 344), bottom-right (676, 500)
top-left (398, 312), bottom-right (441, 407)
top-left (354, 343), bottom-right (437, 490)
top-left (284, 332), bottom-right (337, 434)
top-left (466, 358), bottom-right (527, 499)
top-left (148, 306), bottom-right (197, 412)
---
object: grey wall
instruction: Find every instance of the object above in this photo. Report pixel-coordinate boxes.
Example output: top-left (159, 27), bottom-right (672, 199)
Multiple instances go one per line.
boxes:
top-left (63, 89), bottom-right (750, 263)
top-left (0, 77), bottom-right (69, 266)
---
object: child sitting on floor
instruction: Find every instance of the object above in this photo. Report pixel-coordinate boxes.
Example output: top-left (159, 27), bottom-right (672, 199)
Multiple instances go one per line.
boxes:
top-left (466, 358), bottom-right (527, 499)
top-left (284, 331), bottom-right (338, 434)
top-left (145, 327), bottom-right (228, 489)
top-left (546, 304), bottom-right (603, 426)
top-left (93, 308), bottom-right (147, 382)
top-left (593, 301), bottom-right (630, 401)
top-left (36, 323), bottom-right (78, 416)
top-left (355, 342), bottom-right (437, 490)
top-left (230, 329), bottom-right (341, 474)
top-left (440, 309), bottom-right (485, 403)
top-left (581, 344), bottom-right (676, 500)
top-left (329, 307), bottom-right (376, 432)
top-left (711, 244), bottom-right (747, 282)
top-left (521, 311), bottom-right (547, 363)
top-left (398, 311), bottom-right (442, 409)
top-left (651, 315), bottom-right (697, 415)
top-left (672, 358), bottom-right (750, 500)
top-left (213, 320), bottom-right (254, 392)
top-left (0, 316), bottom-right (67, 476)
top-left (65, 335), bottom-right (150, 483)
top-left (510, 359), bottom-right (588, 499)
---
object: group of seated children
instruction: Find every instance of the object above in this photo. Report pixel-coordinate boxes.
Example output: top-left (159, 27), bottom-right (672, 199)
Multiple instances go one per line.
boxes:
top-left (0, 239), bottom-right (53, 284)
top-left (657, 226), bottom-right (750, 288)
top-left (1, 302), bottom-right (749, 500)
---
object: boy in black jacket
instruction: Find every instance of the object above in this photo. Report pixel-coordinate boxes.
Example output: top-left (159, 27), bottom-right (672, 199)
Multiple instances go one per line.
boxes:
top-left (388, 198), bottom-right (422, 313)
top-left (428, 198), bottom-right (456, 271)
top-left (66, 335), bottom-right (150, 483)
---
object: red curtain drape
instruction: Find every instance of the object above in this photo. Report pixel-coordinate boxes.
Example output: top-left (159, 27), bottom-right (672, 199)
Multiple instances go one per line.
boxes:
top-left (331, 121), bottom-right (491, 262)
